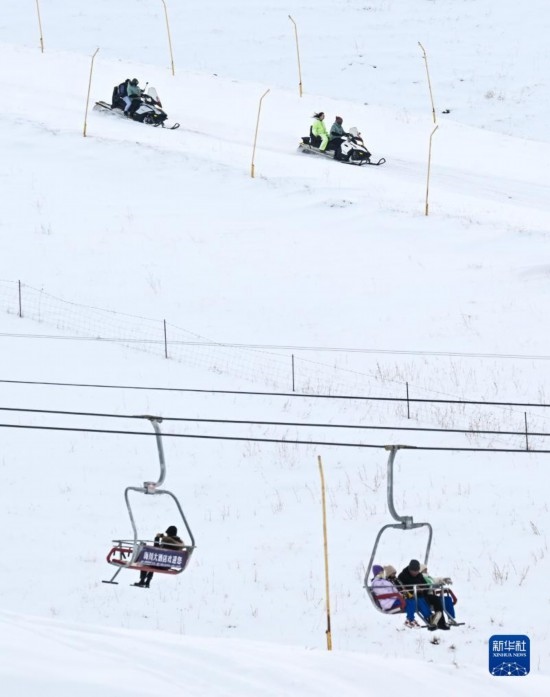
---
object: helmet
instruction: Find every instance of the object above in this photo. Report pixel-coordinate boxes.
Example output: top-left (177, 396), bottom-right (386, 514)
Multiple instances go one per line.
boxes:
top-left (166, 525), bottom-right (178, 536)
top-left (130, 78), bottom-right (139, 85)
top-left (335, 116), bottom-right (343, 124)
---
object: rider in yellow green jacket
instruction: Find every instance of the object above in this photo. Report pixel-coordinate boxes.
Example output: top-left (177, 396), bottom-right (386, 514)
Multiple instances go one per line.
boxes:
top-left (311, 112), bottom-right (329, 151)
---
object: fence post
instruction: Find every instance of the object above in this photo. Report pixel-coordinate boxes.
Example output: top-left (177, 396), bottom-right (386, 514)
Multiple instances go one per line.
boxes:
top-left (424, 124), bottom-right (438, 216)
top-left (406, 382), bottom-right (410, 419)
top-left (18, 280), bottom-right (22, 318)
top-left (83, 47), bottom-right (100, 137)
top-left (292, 354), bottom-right (295, 392)
top-left (288, 15), bottom-right (303, 97)
top-left (250, 88), bottom-right (270, 178)
top-left (159, 0), bottom-right (176, 76)
top-left (317, 455), bottom-right (332, 650)
top-left (418, 41), bottom-right (437, 124)
top-left (35, 0), bottom-right (44, 53)
top-left (163, 320), bottom-right (168, 358)
top-left (524, 412), bottom-right (529, 451)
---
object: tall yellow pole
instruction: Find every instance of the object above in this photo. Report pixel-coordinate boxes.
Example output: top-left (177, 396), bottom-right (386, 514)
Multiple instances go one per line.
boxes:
top-left (425, 124), bottom-right (438, 216)
top-left (83, 48), bottom-right (100, 137)
top-left (317, 455), bottom-right (332, 650)
top-left (418, 42), bottom-right (436, 124)
top-left (250, 88), bottom-right (270, 178)
top-left (160, 0), bottom-right (175, 76)
top-left (35, 0), bottom-right (44, 53)
top-left (288, 15), bottom-right (303, 97)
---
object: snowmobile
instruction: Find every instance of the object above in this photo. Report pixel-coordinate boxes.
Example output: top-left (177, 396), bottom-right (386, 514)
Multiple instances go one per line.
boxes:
top-left (93, 84), bottom-right (180, 130)
top-left (298, 127), bottom-right (385, 166)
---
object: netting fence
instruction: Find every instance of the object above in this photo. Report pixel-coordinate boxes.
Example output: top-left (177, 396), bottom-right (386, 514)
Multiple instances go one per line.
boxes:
top-left (3, 279), bottom-right (550, 450)
top-left (0, 279), bottom-right (388, 396)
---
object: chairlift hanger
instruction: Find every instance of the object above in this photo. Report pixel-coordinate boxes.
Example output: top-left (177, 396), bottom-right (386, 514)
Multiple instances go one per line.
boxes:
top-left (103, 416), bottom-right (196, 585)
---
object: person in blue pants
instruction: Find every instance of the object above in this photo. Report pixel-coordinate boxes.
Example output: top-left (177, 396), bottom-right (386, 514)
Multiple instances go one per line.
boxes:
top-left (420, 563), bottom-right (458, 623)
top-left (384, 565), bottom-right (432, 628)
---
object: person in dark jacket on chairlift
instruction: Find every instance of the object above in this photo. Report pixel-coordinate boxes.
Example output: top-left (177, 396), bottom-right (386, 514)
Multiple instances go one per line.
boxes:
top-left (398, 558), bottom-right (449, 630)
top-left (133, 525), bottom-right (184, 588)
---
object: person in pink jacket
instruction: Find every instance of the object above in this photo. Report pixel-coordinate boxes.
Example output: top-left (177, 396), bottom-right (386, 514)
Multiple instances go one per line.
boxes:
top-left (371, 564), bottom-right (403, 611)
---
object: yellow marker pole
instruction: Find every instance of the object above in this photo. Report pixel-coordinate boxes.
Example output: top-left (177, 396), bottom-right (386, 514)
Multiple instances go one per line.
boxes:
top-left (318, 455), bottom-right (333, 650)
top-left (418, 42), bottom-right (436, 124)
top-left (288, 15), bottom-right (303, 97)
top-left (35, 0), bottom-right (44, 53)
top-left (250, 88), bottom-right (270, 178)
top-left (83, 48), bottom-right (100, 137)
top-left (160, 0), bottom-right (175, 76)
top-left (425, 124), bottom-right (439, 216)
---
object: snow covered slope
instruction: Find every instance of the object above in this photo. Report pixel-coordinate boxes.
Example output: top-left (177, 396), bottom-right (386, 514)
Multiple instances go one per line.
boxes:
top-left (1, 0), bottom-right (550, 693)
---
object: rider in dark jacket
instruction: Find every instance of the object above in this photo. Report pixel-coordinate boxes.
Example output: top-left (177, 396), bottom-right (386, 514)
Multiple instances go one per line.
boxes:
top-left (125, 78), bottom-right (143, 117)
top-left (398, 558), bottom-right (428, 589)
top-left (327, 116), bottom-right (348, 160)
top-left (398, 559), bottom-right (449, 629)
top-left (134, 525), bottom-right (184, 588)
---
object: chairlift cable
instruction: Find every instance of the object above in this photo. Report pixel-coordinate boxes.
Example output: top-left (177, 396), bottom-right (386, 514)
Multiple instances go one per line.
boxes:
top-left (0, 421), bottom-right (549, 452)
top-left (0, 406), bottom-right (549, 439)
top-left (1, 378), bottom-right (550, 410)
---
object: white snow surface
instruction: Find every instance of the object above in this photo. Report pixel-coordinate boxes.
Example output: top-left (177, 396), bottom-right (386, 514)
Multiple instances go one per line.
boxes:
top-left (1, 0), bottom-right (550, 694)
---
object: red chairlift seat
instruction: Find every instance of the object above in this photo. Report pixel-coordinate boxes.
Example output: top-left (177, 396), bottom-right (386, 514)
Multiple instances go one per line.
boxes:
top-left (106, 540), bottom-right (192, 575)
top-left (368, 587), bottom-right (406, 614)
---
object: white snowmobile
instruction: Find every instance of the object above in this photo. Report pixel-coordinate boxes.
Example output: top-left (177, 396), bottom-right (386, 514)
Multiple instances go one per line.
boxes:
top-left (94, 82), bottom-right (180, 130)
top-left (298, 126), bottom-right (385, 166)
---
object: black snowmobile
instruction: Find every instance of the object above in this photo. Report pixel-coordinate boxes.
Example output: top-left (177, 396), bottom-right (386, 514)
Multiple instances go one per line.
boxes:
top-left (298, 127), bottom-right (385, 166)
top-left (94, 81), bottom-right (180, 130)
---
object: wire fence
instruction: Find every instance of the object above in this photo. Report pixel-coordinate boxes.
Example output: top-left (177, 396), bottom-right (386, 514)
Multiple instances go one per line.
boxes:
top-left (0, 279), bottom-right (379, 394)
top-left (2, 279), bottom-right (550, 451)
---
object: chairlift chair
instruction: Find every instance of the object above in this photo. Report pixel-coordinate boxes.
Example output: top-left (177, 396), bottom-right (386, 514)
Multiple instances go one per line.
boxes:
top-left (365, 445), bottom-right (433, 617)
top-left (103, 417), bottom-right (196, 585)
top-left (365, 446), bottom-right (464, 627)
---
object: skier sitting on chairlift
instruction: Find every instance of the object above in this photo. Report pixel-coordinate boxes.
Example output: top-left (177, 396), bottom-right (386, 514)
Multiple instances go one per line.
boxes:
top-left (420, 563), bottom-right (459, 625)
top-left (371, 565), bottom-right (404, 612)
top-left (133, 525), bottom-right (184, 588)
top-left (398, 559), bottom-right (450, 630)
top-left (382, 565), bottom-right (432, 628)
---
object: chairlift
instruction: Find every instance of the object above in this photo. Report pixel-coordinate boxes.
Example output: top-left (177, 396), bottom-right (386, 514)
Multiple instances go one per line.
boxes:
top-left (364, 446), bottom-right (463, 627)
top-left (103, 417), bottom-right (196, 585)
top-left (364, 445), bottom-right (432, 614)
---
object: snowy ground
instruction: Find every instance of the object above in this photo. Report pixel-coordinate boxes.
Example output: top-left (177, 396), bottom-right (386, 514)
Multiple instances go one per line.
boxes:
top-left (1, 1), bottom-right (550, 693)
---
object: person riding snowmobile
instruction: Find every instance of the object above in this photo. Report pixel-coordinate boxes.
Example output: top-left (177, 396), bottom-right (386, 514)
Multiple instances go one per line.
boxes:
top-left (125, 78), bottom-right (143, 118)
top-left (311, 112), bottom-right (330, 152)
top-left (328, 115), bottom-right (348, 160)
top-left (329, 116), bottom-right (349, 140)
